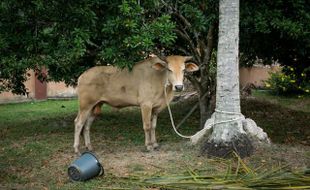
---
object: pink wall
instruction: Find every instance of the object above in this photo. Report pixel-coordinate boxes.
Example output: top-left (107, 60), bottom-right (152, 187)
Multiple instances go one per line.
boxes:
top-left (47, 82), bottom-right (76, 98)
top-left (239, 65), bottom-right (280, 87)
top-left (0, 70), bottom-right (36, 103)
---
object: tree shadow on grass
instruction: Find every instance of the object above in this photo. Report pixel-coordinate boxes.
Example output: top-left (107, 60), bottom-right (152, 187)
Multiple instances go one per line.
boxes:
top-left (241, 97), bottom-right (310, 146)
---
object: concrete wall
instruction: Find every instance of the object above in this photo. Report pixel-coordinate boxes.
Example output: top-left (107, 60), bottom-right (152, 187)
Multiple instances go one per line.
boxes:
top-left (47, 82), bottom-right (76, 98)
top-left (0, 70), bottom-right (36, 104)
top-left (0, 70), bottom-right (76, 103)
top-left (239, 65), bottom-right (280, 87)
top-left (0, 65), bottom-right (281, 103)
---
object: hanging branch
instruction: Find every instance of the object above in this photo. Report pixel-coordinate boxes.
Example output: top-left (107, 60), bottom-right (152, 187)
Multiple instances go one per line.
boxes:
top-left (199, 25), bottom-right (215, 77)
top-left (186, 74), bottom-right (202, 93)
top-left (174, 28), bottom-right (201, 63)
top-left (172, 11), bottom-right (200, 57)
top-left (175, 46), bottom-right (191, 55)
top-left (172, 12), bottom-right (192, 29)
top-left (160, 0), bottom-right (200, 60)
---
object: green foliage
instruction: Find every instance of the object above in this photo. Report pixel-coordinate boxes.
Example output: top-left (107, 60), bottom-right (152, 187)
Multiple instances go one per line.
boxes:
top-left (99, 0), bottom-right (177, 68)
top-left (240, 0), bottom-right (310, 88)
top-left (240, 0), bottom-right (310, 64)
top-left (240, 0), bottom-right (310, 98)
top-left (0, 56), bottom-right (30, 94)
top-left (0, 0), bottom-right (177, 93)
top-left (1, 0), bottom-right (309, 100)
top-left (0, 0), bottom-right (218, 96)
top-left (265, 67), bottom-right (309, 95)
top-left (0, 0), bottom-right (100, 92)
top-left (165, 0), bottom-right (218, 56)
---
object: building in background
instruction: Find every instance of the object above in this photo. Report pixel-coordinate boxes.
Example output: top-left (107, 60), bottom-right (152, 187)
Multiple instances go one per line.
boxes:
top-left (0, 70), bottom-right (76, 103)
top-left (239, 64), bottom-right (280, 87)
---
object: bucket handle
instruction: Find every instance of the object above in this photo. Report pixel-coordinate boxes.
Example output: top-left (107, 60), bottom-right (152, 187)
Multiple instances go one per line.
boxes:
top-left (97, 162), bottom-right (104, 176)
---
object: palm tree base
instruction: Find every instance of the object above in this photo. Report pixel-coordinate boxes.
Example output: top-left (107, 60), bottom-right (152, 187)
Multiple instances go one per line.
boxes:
top-left (201, 133), bottom-right (254, 158)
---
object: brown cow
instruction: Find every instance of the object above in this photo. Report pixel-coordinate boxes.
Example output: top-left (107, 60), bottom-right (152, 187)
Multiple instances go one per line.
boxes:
top-left (73, 55), bottom-right (199, 154)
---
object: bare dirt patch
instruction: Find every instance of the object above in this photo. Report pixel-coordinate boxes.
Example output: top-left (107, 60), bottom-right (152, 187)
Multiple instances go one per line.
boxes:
top-left (50, 143), bottom-right (200, 180)
top-left (48, 142), bottom-right (309, 186)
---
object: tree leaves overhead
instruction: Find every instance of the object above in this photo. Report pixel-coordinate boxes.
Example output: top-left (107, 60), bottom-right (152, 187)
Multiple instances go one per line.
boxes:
top-left (0, 0), bottom-right (177, 93)
top-left (240, 0), bottom-right (310, 67)
top-left (1, 0), bottom-right (309, 95)
top-left (1, 0), bottom-right (217, 95)
top-left (100, 0), bottom-right (176, 68)
top-left (240, 0), bottom-right (310, 93)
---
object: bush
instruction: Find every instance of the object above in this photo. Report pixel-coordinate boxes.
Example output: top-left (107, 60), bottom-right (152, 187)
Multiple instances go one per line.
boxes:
top-left (265, 66), bottom-right (310, 95)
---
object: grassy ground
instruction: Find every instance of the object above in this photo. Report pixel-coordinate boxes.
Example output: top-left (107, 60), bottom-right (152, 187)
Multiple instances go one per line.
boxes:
top-left (252, 90), bottom-right (310, 113)
top-left (244, 90), bottom-right (310, 145)
top-left (0, 92), bottom-right (309, 189)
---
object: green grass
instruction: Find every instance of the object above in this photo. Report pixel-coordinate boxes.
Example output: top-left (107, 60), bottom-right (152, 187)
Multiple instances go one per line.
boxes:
top-left (0, 95), bottom-right (309, 189)
top-left (248, 90), bottom-right (310, 144)
top-left (252, 90), bottom-right (310, 113)
top-left (0, 100), bottom-right (78, 128)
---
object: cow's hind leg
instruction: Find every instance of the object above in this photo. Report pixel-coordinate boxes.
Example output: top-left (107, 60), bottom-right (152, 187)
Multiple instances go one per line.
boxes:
top-left (74, 108), bottom-right (91, 154)
top-left (141, 104), bottom-right (153, 151)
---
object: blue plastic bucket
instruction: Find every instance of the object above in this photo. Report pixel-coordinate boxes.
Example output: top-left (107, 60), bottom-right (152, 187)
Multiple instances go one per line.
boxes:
top-left (68, 151), bottom-right (104, 181)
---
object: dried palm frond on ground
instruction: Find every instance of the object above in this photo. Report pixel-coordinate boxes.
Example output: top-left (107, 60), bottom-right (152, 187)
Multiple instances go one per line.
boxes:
top-left (135, 153), bottom-right (310, 189)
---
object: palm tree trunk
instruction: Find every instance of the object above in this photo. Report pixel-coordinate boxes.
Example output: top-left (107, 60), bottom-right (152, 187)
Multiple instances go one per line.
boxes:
top-left (202, 0), bottom-right (253, 158)
top-left (189, 0), bottom-right (270, 154)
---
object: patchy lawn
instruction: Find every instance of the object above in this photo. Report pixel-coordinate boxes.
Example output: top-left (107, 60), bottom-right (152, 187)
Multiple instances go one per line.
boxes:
top-left (248, 90), bottom-right (310, 145)
top-left (252, 90), bottom-right (310, 113)
top-left (0, 94), bottom-right (309, 189)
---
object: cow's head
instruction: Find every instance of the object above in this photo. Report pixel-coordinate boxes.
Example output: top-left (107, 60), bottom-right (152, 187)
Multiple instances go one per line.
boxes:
top-left (152, 55), bottom-right (199, 92)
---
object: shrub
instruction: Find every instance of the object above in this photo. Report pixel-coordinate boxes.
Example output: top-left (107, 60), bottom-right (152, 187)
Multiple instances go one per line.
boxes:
top-left (265, 66), bottom-right (309, 95)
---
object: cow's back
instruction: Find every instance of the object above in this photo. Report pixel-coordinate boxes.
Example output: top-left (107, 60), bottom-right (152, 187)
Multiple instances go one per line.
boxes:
top-left (77, 66), bottom-right (119, 86)
top-left (77, 58), bottom-right (172, 109)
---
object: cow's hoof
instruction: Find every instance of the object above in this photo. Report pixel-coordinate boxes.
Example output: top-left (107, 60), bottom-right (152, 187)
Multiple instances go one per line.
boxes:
top-left (153, 143), bottom-right (160, 151)
top-left (86, 145), bottom-right (93, 151)
top-left (74, 147), bottom-right (81, 156)
top-left (75, 150), bottom-right (81, 156)
top-left (146, 145), bottom-right (154, 152)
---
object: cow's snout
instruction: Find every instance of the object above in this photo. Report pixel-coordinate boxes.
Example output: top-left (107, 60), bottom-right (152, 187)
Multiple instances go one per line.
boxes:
top-left (174, 85), bottom-right (184, 92)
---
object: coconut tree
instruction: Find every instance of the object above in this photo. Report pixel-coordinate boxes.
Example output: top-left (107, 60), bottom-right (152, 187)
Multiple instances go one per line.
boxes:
top-left (191, 0), bottom-right (269, 158)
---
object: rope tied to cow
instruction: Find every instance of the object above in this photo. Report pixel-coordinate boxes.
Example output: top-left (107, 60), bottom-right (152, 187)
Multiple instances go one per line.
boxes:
top-left (163, 85), bottom-right (244, 140)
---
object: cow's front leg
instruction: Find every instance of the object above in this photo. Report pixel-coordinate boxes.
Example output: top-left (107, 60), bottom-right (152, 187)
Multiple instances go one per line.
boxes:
top-left (141, 104), bottom-right (153, 151)
top-left (151, 113), bottom-right (159, 149)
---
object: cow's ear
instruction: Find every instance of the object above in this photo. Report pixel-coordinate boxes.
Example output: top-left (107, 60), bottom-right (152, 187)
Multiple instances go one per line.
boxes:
top-left (185, 62), bottom-right (199, 72)
top-left (152, 62), bottom-right (167, 71)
